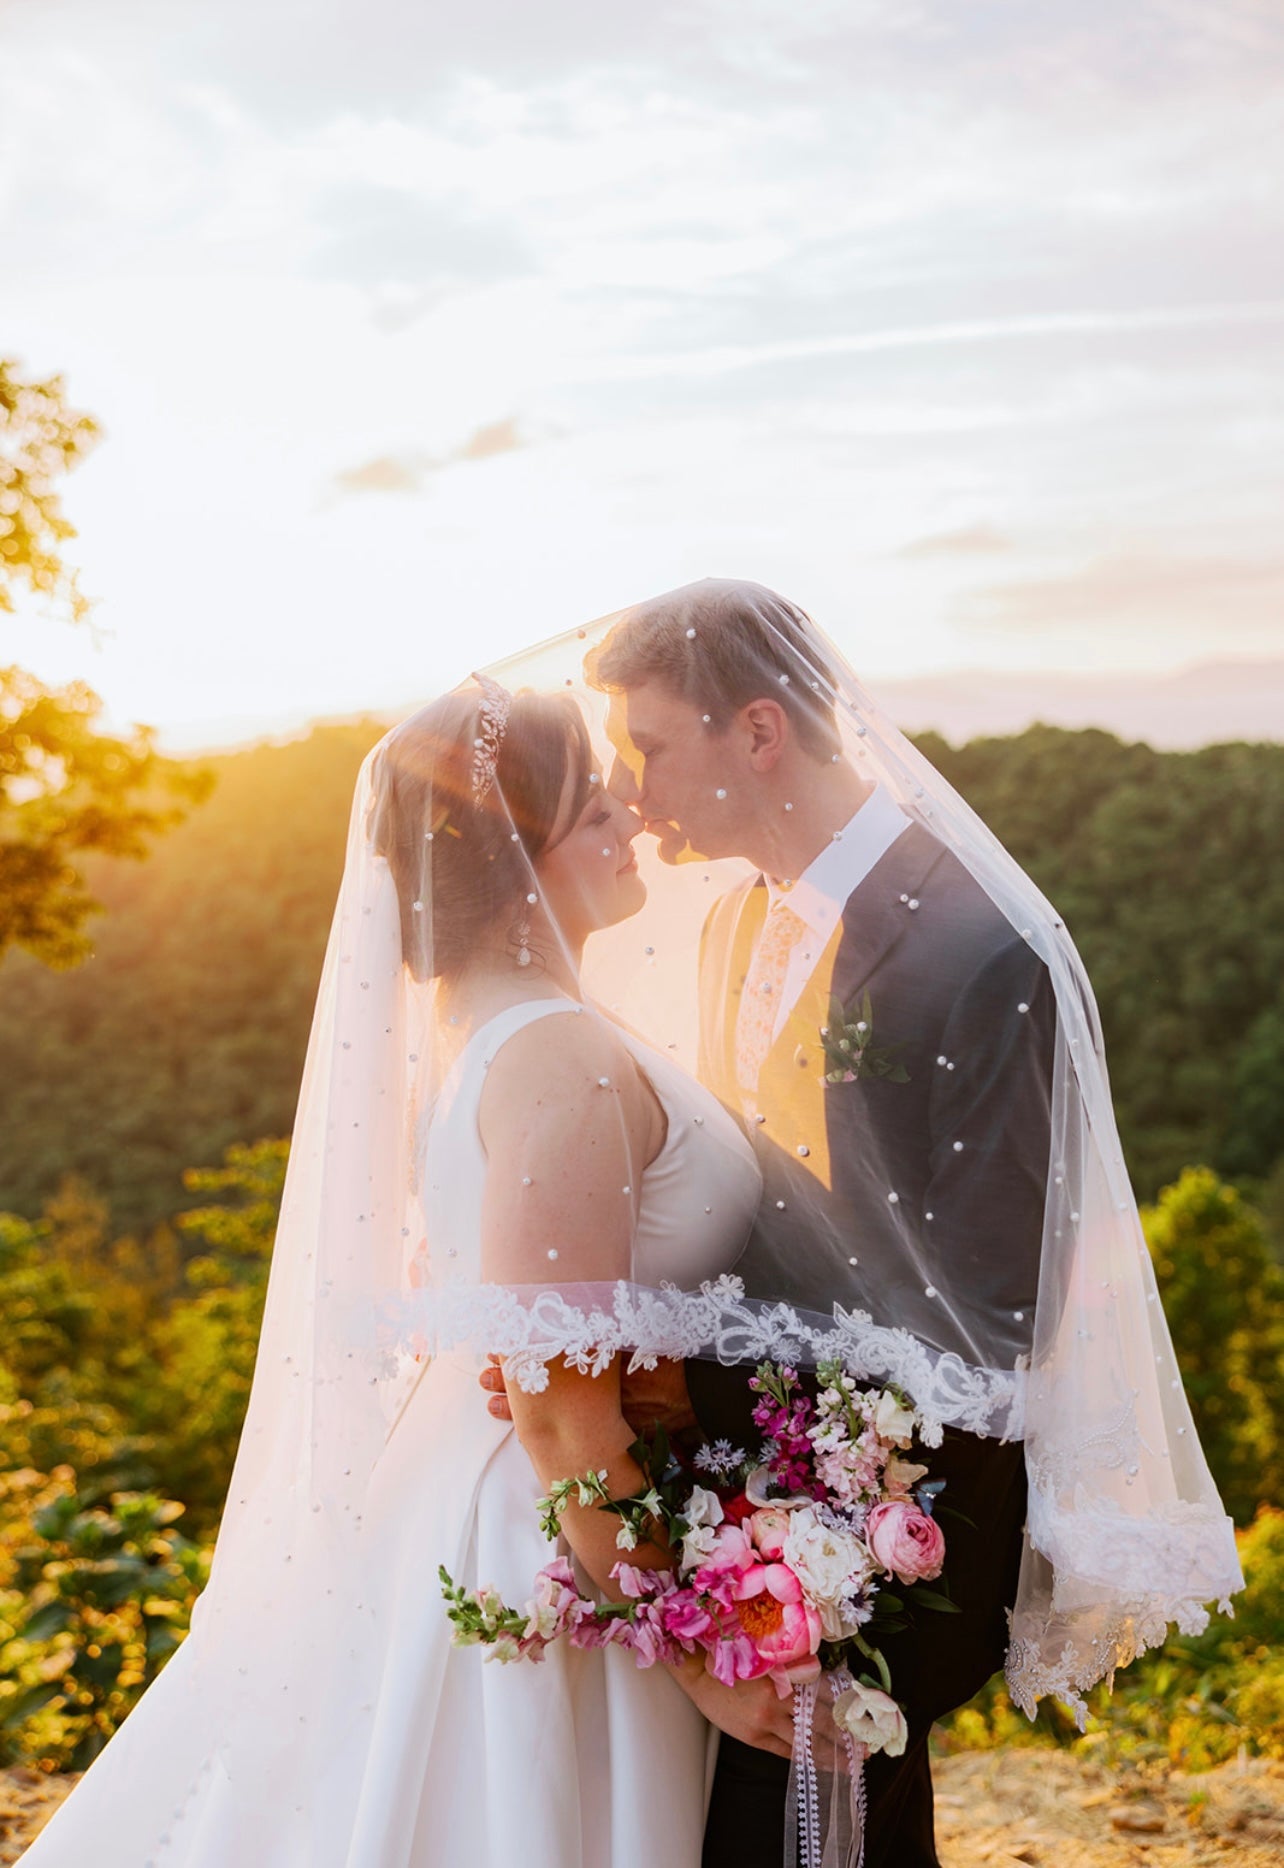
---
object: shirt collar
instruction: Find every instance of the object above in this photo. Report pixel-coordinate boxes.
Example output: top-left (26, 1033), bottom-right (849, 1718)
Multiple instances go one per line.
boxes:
top-left (763, 785), bottom-right (912, 939)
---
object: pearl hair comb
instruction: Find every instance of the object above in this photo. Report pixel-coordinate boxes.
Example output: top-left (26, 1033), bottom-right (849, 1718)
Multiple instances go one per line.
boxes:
top-left (470, 672), bottom-right (512, 805)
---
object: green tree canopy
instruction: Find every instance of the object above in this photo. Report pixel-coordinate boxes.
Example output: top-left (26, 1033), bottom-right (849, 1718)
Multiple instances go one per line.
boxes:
top-left (0, 358), bottom-right (210, 969)
top-left (1142, 1166), bottom-right (1284, 1525)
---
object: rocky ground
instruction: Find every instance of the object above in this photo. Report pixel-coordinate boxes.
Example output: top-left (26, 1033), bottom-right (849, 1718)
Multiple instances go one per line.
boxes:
top-left (2, 1748), bottom-right (1282, 1863)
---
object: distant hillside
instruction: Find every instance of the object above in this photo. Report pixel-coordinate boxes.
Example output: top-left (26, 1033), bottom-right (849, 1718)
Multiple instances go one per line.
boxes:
top-left (155, 659), bottom-right (1284, 758)
top-left (0, 720), bottom-right (1280, 1235)
top-left (877, 659), bottom-right (1284, 750)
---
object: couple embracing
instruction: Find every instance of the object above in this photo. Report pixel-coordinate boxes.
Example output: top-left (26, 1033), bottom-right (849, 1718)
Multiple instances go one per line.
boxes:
top-left (21, 581), bottom-right (1240, 1868)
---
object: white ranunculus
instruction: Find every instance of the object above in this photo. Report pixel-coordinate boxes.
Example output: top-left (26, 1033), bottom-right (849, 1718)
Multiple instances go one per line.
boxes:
top-left (832, 1681), bottom-right (909, 1756)
top-left (873, 1391), bottom-right (918, 1448)
top-left (783, 1510), bottom-right (870, 1636)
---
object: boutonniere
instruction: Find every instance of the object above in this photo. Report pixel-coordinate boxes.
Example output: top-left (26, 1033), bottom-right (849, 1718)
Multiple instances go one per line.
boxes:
top-left (820, 989), bottom-right (909, 1086)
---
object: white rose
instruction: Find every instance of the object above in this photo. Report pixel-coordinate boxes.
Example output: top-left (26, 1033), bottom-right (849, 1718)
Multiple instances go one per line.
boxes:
top-left (783, 1511), bottom-right (871, 1637)
top-left (873, 1391), bottom-right (918, 1448)
top-left (832, 1681), bottom-right (908, 1757)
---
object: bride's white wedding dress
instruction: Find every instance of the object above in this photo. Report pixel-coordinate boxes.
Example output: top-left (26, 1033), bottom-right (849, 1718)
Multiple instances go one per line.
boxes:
top-left (21, 999), bottom-right (761, 1867)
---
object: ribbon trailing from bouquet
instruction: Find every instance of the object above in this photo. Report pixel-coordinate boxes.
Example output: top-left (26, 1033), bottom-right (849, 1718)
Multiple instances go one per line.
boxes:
top-left (786, 1665), bottom-right (867, 1868)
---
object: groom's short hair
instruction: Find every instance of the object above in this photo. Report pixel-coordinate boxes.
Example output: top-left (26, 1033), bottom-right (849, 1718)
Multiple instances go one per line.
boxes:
top-left (585, 579), bottom-right (842, 762)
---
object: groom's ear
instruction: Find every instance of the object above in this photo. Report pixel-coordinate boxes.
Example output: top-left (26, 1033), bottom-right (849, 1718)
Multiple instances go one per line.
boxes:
top-left (740, 698), bottom-right (789, 771)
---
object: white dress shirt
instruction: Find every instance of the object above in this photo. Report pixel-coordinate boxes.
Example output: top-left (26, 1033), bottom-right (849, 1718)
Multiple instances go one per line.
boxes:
top-left (760, 785), bottom-right (912, 1043)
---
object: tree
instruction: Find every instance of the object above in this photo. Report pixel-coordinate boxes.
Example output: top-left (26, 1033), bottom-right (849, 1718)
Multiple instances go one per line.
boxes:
top-left (0, 357), bottom-right (210, 969)
top-left (1142, 1167), bottom-right (1284, 1524)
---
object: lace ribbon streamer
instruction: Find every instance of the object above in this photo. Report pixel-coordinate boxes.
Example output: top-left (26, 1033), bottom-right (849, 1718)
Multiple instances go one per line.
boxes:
top-left (785, 1666), bottom-right (867, 1868)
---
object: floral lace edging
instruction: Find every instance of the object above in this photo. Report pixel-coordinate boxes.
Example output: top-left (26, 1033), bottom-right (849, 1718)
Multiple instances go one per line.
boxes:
top-left (370, 1274), bottom-right (1026, 1443)
top-left (1007, 1487), bottom-right (1244, 1727)
top-left (1004, 1588), bottom-right (1235, 1730)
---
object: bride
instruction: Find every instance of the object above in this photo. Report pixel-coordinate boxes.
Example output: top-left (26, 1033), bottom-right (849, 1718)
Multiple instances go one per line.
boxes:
top-left (19, 676), bottom-right (762, 1865)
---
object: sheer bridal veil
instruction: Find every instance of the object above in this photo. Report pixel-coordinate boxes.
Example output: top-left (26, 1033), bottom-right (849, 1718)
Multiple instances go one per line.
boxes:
top-left (29, 578), bottom-right (1239, 1863)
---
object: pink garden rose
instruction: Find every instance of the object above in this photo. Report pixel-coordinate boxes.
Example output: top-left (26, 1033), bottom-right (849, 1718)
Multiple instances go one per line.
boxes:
top-left (864, 1500), bottom-right (945, 1585)
top-left (748, 1507), bottom-right (793, 1560)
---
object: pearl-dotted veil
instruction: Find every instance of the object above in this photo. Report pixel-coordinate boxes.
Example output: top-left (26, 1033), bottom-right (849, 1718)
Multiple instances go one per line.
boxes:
top-left (113, 579), bottom-right (1240, 1857)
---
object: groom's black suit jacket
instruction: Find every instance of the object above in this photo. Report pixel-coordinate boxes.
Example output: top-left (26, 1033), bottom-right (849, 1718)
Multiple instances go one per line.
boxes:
top-left (686, 820), bottom-right (1056, 1868)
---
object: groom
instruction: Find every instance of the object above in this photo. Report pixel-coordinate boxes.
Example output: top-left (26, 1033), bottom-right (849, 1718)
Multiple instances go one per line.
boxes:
top-left (485, 580), bottom-right (1055, 1868)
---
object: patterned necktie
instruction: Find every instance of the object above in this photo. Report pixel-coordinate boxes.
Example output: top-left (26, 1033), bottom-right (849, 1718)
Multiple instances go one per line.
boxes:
top-left (735, 899), bottom-right (807, 1093)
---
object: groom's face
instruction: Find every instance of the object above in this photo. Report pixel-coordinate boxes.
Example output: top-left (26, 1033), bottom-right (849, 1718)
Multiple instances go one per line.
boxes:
top-left (605, 682), bottom-right (747, 865)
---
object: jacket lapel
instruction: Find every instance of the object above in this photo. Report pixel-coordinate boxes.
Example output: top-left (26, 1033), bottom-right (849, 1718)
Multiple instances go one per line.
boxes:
top-left (830, 822), bottom-right (948, 1006)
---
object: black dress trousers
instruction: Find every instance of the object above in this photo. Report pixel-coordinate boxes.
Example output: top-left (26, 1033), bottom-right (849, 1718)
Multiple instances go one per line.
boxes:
top-left (690, 1378), bottom-right (1028, 1868)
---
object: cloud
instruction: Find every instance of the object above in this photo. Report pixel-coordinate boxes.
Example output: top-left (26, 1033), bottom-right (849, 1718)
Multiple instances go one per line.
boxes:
top-left (328, 419), bottom-right (527, 498)
top-left (897, 524), bottom-right (1013, 558)
top-left (330, 455), bottom-right (431, 496)
top-left (963, 552), bottom-right (1284, 643)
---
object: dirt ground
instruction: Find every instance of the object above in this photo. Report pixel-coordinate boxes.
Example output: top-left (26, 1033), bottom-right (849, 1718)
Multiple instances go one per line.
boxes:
top-left (3, 1747), bottom-right (1283, 1864)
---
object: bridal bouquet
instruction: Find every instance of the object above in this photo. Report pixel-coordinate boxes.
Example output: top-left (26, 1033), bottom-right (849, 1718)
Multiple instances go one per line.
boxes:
top-left (440, 1362), bottom-right (954, 1761)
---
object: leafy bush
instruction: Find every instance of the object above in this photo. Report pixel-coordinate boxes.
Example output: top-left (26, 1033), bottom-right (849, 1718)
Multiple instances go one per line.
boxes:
top-left (1142, 1168), bottom-right (1284, 1524)
top-left (0, 1473), bottom-right (211, 1771)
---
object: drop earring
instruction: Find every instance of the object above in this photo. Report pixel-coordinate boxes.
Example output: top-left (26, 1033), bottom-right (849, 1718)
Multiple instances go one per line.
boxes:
top-left (515, 914), bottom-right (532, 968)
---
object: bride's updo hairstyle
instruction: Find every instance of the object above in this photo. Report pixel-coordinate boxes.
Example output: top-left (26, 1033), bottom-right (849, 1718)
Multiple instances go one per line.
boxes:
top-left (586, 576), bottom-right (843, 763)
top-left (369, 687), bottom-right (595, 981)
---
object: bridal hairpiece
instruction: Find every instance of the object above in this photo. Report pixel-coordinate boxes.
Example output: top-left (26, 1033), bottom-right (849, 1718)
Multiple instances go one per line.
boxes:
top-left (470, 672), bottom-right (512, 804)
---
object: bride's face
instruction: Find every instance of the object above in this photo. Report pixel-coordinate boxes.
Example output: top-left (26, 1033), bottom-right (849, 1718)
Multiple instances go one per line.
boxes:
top-left (533, 763), bottom-right (646, 942)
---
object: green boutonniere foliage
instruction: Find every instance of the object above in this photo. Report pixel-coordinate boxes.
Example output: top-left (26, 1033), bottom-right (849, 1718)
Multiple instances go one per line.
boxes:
top-left (820, 989), bottom-right (909, 1086)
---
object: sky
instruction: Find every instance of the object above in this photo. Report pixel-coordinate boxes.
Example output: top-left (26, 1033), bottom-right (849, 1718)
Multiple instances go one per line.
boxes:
top-left (2, 0), bottom-right (1282, 749)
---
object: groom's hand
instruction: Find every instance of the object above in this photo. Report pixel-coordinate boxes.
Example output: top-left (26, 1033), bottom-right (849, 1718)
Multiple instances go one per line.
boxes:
top-left (479, 1354), bottom-right (512, 1420)
top-left (479, 1354), bottom-right (698, 1435)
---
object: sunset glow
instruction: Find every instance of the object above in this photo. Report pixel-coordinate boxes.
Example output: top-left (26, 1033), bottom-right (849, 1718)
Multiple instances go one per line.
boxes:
top-left (3, 2), bottom-right (1282, 749)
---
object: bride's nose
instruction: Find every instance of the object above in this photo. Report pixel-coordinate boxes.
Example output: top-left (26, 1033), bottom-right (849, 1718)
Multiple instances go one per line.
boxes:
top-left (607, 755), bottom-right (641, 806)
top-left (613, 799), bottom-right (643, 844)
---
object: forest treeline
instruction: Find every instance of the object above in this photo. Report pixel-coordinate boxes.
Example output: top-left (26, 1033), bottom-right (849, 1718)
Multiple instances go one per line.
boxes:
top-left (0, 719), bottom-right (1281, 1239)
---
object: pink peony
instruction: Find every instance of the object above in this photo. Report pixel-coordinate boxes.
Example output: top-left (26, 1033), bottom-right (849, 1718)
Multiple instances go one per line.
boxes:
top-left (731, 1559), bottom-right (823, 1686)
top-left (864, 1500), bottom-right (945, 1585)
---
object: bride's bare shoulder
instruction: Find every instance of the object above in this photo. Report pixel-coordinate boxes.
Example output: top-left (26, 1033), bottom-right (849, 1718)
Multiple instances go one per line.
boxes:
top-left (477, 1004), bottom-right (646, 1138)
